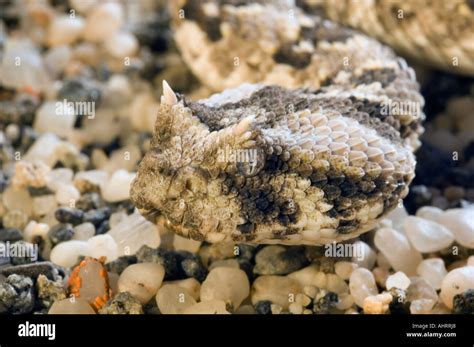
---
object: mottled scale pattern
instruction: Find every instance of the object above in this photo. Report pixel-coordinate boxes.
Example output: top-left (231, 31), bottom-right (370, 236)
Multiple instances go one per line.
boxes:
top-left (130, 0), bottom-right (426, 245)
top-left (306, 0), bottom-right (474, 76)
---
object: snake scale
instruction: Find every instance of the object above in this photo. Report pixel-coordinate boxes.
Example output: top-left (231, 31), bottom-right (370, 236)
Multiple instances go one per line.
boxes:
top-left (130, 0), bottom-right (473, 245)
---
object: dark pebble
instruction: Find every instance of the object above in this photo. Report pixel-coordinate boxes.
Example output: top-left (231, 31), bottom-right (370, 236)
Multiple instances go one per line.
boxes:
top-left (17, 126), bottom-right (38, 153)
top-left (133, 11), bottom-right (170, 53)
top-left (27, 186), bottom-right (53, 197)
top-left (421, 71), bottom-right (473, 119)
top-left (236, 244), bottom-right (256, 260)
top-left (404, 185), bottom-right (432, 214)
top-left (58, 77), bottom-right (101, 106)
top-left (0, 171), bottom-right (8, 193)
top-left (181, 258), bottom-right (208, 282)
top-left (464, 141), bottom-right (474, 161)
top-left (83, 207), bottom-right (110, 226)
top-left (313, 292), bottom-right (338, 314)
top-left (136, 246), bottom-right (208, 282)
top-left (105, 256), bottom-right (137, 275)
top-left (0, 261), bottom-right (62, 281)
top-left (54, 207), bottom-right (84, 225)
top-left (237, 258), bottom-right (254, 282)
top-left (254, 245), bottom-right (308, 275)
top-left (453, 289), bottom-right (474, 314)
top-left (0, 274), bottom-right (35, 314)
top-left (48, 223), bottom-right (74, 245)
top-left (389, 288), bottom-right (410, 314)
top-left (255, 300), bottom-right (272, 315)
top-left (313, 292), bottom-right (339, 314)
top-left (95, 220), bottom-right (110, 235)
top-left (0, 228), bottom-right (23, 243)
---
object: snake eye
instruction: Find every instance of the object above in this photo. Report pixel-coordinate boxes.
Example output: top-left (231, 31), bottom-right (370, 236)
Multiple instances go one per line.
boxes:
top-left (236, 148), bottom-right (266, 177)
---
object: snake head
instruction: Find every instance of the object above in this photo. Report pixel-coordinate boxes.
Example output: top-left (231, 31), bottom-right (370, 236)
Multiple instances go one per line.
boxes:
top-left (130, 82), bottom-right (268, 243)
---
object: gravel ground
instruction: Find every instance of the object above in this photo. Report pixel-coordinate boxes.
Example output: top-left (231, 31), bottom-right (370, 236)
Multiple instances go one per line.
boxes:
top-left (0, 1), bottom-right (473, 315)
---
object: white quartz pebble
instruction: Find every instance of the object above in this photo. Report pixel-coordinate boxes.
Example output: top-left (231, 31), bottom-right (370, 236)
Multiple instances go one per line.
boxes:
top-left (25, 133), bottom-right (62, 167)
top-left (23, 221), bottom-right (50, 242)
top-left (407, 277), bottom-right (438, 303)
top-left (86, 234), bottom-right (118, 263)
top-left (46, 168), bottom-right (74, 192)
top-left (50, 240), bottom-right (90, 268)
top-left (49, 298), bottom-right (95, 314)
top-left (416, 258), bottom-right (447, 290)
top-left (351, 240), bottom-right (376, 269)
top-left (335, 261), bottom-right (358, 280)
top-left (384, 205), bottom-right (409, 232)
top-left (34, 101), bottom-right (76, 137)
top-left (101, 170), bottom-right (135, 202)
top-left (156, 284), bottom-right (196, 314)
top-left (104, 32), bottom-right (138, 59)
top-left (107, 213), bottom-right (160, 256)
top-left (415, 206), bottom-right (443, 222)
top-left (440, 266), bottom-right (474, 309)
top-left (251, 276), bottom-right (302, 309)
top-left (437, 209), bottom-right (474, 249)
top-left (55, 183), bottom-right (81, 205)
top-left (118, 263), bottom-right (165, 304)
top-left (182, 300), bottom-right (229, 314)
top-left (374, 227), bottom-right (422, 275)
top-left (47, 16), bottom-right (85, 46)
top-left (201, 267), bottom-right (250, 309)
top-left (409, 299), bottom-right (436, 314)
top-left (404, 216), bottom-right (454, 252)
top-left (386, 271), bottom-right (411, 290)
top-left (468, 256), bottom-right (474, 267)
top-left (349, 268), bottom-right (378, 307)
top-left (166, 278), bottom-right (201, 301)
top-left (83, 3), bottom-right (123, 42)
top-left (73, 223), bottom-right (96, 241)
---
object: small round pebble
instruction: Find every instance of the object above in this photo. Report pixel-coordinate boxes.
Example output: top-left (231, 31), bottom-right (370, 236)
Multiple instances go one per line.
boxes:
top-left (404, 216), bottom-right (454, 253)
top-left (374, 227), bottom-right (422, 276)
top-left (73, 222), bottom-right (96, 241)
top-left (335, 261), bottom-right (358, 280)
top-left (437, 209), bottom-right (474, 248)
top-left (200, 267), bottom-right (250, 309)
top-left (416, 258), bottom-right (447, 290)
top-left (50, 240), bottom-right (90, 268)
top-left (118, 263), bottom-right (165, 304)
top-left (251, 275), bottom-right (301, 310)
top-left (415, 206), bottom-right (443, 222)
top-left (385, 271), bottom-right (411, 290)
top-left (48, 298), bottom-right (96, 314)
top-left (87, 234), bottom-right (118, 263)
top-left (48, 223), bottom-right (74, 245)
top-left (349, 268), bottom-right (378, 307)
top-left (55, 207), bottom-right (84, 225)
top-left (440, 266), bottom-right (474, 309)
top-left (156, 284), bottom-right (196, 314)
top-left (182, 300), bottom-right (229, 314)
